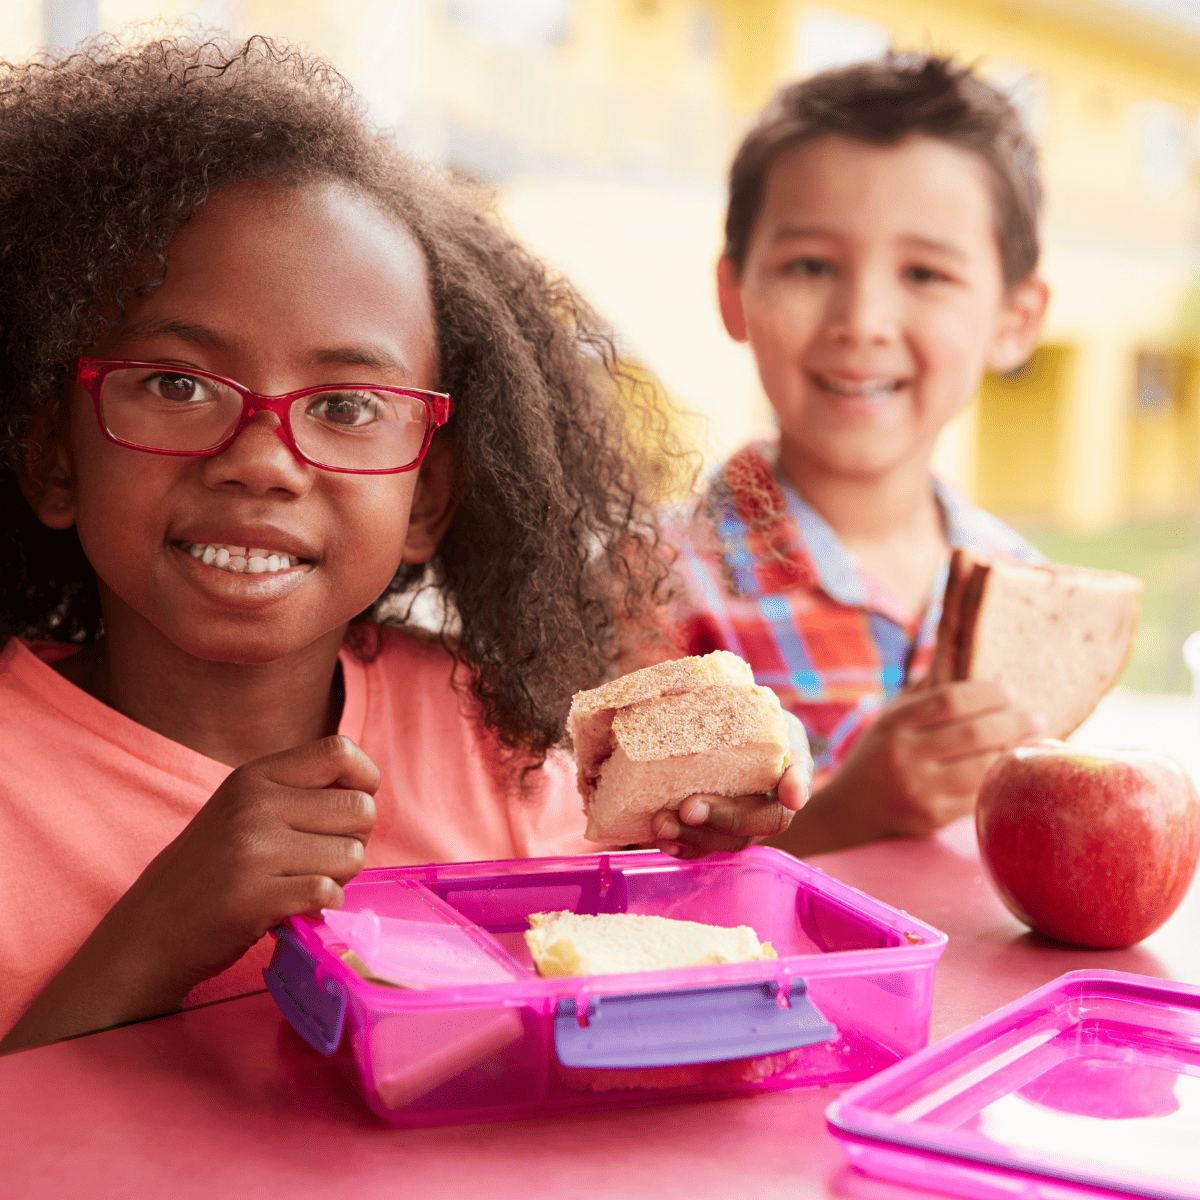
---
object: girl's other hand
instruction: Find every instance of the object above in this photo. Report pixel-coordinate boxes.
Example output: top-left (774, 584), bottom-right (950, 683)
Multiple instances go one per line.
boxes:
top-left (129, 733), bottom-right (380, 984)
top-left (1, 736), bottom-right (378, 1052)
top-left (648, 711), bottom-right (813, 859)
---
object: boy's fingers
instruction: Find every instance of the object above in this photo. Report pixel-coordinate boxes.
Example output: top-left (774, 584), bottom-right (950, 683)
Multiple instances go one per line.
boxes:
top-left (927, 751), bottom-right (1003, 799)
top-left (896, 679), bottom-right (1015, 728)
top-left (676, 792), bottom-right (794, 839)
top-left (918, 708), bottom-right (1046, 763)
top-left (247, 736), bottom-right (382, 794)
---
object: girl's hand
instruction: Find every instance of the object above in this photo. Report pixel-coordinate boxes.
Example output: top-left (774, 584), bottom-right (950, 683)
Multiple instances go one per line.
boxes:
top-left (648, 712), bottom-right (813, 859)
top-left (1, 736), bottom-right (378, 1052)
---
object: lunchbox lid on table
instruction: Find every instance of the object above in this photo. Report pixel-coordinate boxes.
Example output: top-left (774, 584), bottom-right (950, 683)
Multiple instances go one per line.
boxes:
top-left (827, 969), bottom-right (1200, 1200)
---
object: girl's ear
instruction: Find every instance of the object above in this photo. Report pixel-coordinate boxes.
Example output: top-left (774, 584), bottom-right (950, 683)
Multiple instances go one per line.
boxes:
top-left (402, 437), bottom-right (458, 564)
top-left (716, 255), bottom-right (749, 343)
top-left (17, 411), bottom-right (77, 530)
top-left (987, 273), bottom-right (1050, 374)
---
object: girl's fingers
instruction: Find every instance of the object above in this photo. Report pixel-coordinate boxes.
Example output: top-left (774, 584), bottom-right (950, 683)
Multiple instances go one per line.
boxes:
top-left (265, 873), bottom-right (346, 921)
top-left (284, 786), bottom-right (377, 839)
top-left (248, 735), bottom-right (382, 795)
top-left (271, 828), bottom-right (367, 886)
top-left (654, 827), bottom-right (754, 858)
top-left (676, 792), bottom-right (795, 839)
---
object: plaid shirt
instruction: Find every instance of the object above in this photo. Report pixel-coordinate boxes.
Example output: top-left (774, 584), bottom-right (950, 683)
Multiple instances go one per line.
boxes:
top-left (663, 441), bottom-right (1044, 779)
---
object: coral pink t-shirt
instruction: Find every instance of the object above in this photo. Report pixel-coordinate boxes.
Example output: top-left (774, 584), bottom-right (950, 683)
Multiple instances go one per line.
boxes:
top-left (0, 629), bottom-right (594, 1036)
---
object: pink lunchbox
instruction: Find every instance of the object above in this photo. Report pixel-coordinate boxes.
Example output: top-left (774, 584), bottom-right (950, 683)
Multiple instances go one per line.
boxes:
top-left (828, 970), bottom-right (1200, 1200)
top-left (265, 845), bottom-right (946, 1128)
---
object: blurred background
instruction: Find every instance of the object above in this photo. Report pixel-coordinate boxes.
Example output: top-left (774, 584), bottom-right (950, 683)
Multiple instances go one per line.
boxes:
top-left (6, 0), bottom-right (1200, 694)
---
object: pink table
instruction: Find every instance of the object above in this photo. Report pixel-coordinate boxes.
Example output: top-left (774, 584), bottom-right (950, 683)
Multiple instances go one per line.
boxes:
top-left (5, 818), bottom-right (1198, 1199)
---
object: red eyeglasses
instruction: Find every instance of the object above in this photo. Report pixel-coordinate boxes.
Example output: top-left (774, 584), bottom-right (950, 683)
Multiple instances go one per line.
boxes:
top-left (76, 359), bottom-right (454, 474)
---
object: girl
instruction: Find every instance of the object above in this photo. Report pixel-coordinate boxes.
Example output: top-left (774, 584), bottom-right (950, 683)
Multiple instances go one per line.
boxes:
top-left (0, 36), bottom-right (805, 1051)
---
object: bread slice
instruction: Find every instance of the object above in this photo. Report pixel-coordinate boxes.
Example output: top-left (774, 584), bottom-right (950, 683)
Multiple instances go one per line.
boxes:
top-left (524, 910), bottom-right (777, 977)
top-left (567, 651), bottom-right (792, 843)
top-left (935, 550), bottom-right (1143, 739)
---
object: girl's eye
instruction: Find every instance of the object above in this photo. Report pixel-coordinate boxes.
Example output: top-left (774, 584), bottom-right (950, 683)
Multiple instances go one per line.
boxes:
top-left (308, 391), bottom-right (380, 427)
top-left (147, 373), bottom-right (204, 403)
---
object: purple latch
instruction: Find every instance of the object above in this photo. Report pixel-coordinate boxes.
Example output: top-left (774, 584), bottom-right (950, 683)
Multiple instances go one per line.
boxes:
top-left (264, 925), bottom-right (347, 1056)
top-left (554, 977), bottom-right (836, 1069)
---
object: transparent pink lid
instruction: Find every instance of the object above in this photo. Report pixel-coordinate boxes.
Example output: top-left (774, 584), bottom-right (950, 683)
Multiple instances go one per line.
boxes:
top-left (827, 970), bottom-right (1200, 1200)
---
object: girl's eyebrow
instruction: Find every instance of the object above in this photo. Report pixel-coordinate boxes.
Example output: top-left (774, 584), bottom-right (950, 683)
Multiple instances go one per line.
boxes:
top-left (119, 317), bottom-right (225, 348)
top-left (114, 319), bottom-right (413, 380)
top-left (305, 346), bottom-right (413, 380)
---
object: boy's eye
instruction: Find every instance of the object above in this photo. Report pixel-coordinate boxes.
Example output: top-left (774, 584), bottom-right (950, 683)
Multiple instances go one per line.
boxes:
top-left (784, 257), bottom-right (834, 278)
top-left (904, 265), bottom-right (949, 284)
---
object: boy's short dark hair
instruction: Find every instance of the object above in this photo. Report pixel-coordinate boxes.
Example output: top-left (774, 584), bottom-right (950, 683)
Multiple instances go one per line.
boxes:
top-left (725, 55), bottom-right (1041, 287)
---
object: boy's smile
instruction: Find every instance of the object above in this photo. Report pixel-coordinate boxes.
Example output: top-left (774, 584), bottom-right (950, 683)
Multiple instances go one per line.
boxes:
top-left (718, 133), bottom-right (1047, 488)
top-left (38, 181), bottom-right (449, 667)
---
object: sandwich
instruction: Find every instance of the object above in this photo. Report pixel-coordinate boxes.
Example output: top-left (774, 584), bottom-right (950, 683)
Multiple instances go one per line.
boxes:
top-left (524, 910), bottom-right (777, 977)
top-left (567, 650), bottom-right (799, 843)
top-left (931, 549), bottom-right (1143, 738)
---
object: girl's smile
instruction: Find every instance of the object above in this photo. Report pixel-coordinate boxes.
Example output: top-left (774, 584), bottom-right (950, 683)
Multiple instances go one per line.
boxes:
top-left (38, 180), bottom-right (449, 667)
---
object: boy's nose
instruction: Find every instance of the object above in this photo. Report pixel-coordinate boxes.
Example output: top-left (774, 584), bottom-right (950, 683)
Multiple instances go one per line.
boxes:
top-left (825, 274), bottom-right (898, 346)
top-left (200, 409), bottom-right (313, 496)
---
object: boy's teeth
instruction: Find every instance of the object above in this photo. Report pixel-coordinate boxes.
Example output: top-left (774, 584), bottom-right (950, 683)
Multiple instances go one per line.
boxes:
top-left (181, 542), bottom-right (298, 574)
top-left (821, 376), bottom-right (900, 396)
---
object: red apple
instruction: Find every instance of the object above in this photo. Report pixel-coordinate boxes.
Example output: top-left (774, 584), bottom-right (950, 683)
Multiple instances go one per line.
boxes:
top-left (976, 740), bottom-right (1200, 948)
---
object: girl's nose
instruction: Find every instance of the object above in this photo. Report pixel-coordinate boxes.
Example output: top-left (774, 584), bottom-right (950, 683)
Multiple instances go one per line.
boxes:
top-left (824, 271), bottom-right (898, 346)
top-left (198, 409), bottom-right (314, 497)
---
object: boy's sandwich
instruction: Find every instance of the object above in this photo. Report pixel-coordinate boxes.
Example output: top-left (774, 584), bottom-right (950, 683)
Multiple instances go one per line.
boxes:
top-left (524, 910), bottom-right (777, 977)
top-left (932, 549), bottom-right (1143, 738)
top-left (567, 650), bottom-right (797, 843)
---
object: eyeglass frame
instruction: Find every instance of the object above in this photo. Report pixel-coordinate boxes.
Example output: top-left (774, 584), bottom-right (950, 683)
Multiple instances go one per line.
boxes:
top-left (75, 358), bottom-right (454, 475)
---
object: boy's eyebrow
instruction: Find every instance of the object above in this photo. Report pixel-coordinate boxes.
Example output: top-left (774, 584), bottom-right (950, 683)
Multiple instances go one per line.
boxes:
top-left (769, 227), bottom-right (970, 262)
top-left (897, 235), bottom-right (969, 262)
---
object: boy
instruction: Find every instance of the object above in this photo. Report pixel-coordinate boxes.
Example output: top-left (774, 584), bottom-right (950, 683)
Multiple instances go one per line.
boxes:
top-left (653, 56), bottom-right (1049, 857)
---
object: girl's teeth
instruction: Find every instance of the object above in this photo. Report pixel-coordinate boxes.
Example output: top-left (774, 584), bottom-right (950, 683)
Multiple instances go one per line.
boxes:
top-left (182, 543), bottom-right (297, 574)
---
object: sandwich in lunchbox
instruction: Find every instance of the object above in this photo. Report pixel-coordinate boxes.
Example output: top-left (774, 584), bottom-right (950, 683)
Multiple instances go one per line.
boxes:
top-left (567, 650), bottom-right (805, 843)
top-left (930, 549), bottom-right (1143, 739)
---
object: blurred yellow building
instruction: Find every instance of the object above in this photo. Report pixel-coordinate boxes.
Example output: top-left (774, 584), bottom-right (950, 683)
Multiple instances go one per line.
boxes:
top-left (8, 0), bottom-right (1200, 531)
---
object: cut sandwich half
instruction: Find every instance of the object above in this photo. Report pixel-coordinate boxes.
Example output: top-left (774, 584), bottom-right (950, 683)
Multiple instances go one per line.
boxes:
top-left (524, 910), bottom-right (777, 977)
top-left (567, 650), bottom-right (799, 843)
top-left (932, 549), bottom-right (1143, 739)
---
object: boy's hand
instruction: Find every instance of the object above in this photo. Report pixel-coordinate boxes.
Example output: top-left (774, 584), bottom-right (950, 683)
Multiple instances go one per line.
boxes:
top-left (792, 681), bottom-right (1044, 851)
top-left (1, 736), bottom-right (378, 1052)
top-left (649, 712), bottom-right (812, 858)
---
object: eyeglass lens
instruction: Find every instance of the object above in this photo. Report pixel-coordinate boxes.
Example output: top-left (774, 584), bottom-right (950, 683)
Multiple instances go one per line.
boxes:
top-left (99, 367), bottom-right (431, 471)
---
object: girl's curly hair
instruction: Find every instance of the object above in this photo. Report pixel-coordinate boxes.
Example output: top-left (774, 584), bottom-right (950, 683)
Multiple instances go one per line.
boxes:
top-left (0, 33), bottom-right (689, 761)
